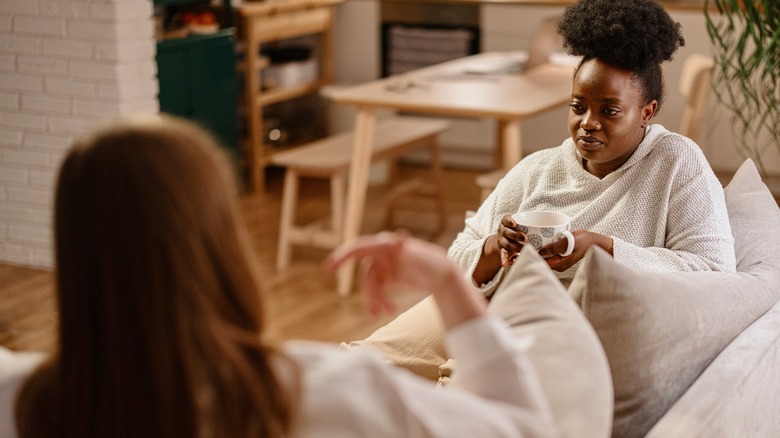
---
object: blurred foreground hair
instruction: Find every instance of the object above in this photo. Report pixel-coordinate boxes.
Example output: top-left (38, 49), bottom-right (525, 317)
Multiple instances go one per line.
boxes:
top-left (16, 115), bottom-right (297, 437)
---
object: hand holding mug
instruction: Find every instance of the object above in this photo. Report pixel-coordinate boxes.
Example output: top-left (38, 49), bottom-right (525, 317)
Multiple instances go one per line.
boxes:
top-left (543, 229), bottom-right (614, 272)
top-left (504, 212), bottom-right (575, 266)
top-left (495, 214), bottom-right (529, 267)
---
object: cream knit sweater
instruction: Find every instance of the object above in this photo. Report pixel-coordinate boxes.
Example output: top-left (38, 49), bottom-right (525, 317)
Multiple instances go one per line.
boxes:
top-left (448, 124), bottom-right (736, 297)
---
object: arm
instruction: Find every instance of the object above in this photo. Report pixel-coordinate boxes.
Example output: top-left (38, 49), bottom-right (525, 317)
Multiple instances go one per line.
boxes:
top-left (448, 175), bottom-right (526, 297)
top-left (326, 232), bottom-right (485, 330)
top-left (324, 233), bottom-right (556, 437)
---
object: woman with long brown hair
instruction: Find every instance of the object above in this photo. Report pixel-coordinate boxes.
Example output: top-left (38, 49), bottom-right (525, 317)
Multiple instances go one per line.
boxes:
top-left (14, 115), bottom-right (558, 437)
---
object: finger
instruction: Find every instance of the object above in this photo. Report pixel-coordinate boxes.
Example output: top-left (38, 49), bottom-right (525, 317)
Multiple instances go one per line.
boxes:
top-left (542, 233), bottom-right (572, 258)
top-left (357, 240), bottom-right (406, 316)
top-left (364, 282), bottom-right (395, 316)
top-left (538, 245), bottom-right (555, 259)
top-left (517, 232), bottom-right (528, 243)
top-left (500, 214), bottom-right (518, 229)
top-left (365, 290), bottom-right (394, 316)
top-left (360, 259), bottom-right (394, 316)
top-left (325, 233), bottom-right (399, 271)
top-left (326, 239), bottom-right (385, 270)
top-left (545, 258), bottom-right (566, 272)
top-left (500, 248), bottom-right (515, 267)
top-left (503, 228), bottom-right (527, 247)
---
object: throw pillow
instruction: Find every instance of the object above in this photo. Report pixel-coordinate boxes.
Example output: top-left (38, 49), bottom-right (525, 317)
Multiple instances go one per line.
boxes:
top-left (488, 246), bottom-right (614, 438)
top-left (342, 295), bottom-right (447, 382)
top-left (568, 158), bottom-right (780, 437)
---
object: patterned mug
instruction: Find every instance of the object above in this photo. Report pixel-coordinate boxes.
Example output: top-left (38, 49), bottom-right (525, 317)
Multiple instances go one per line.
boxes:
top-left (511, 211), bottom-right (575, 257)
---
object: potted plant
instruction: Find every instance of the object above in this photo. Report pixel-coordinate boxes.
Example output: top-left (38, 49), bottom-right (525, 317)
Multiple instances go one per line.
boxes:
top-left (704, 0), bottom-right (779, 177)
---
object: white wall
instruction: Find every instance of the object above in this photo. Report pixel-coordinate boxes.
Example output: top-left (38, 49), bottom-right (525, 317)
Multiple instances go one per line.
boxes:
top-left (0, 0), bottom-right (159, 269)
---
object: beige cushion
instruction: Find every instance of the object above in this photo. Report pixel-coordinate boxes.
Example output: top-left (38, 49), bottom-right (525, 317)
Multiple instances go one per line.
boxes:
top-left (488, 247), bottom-right (613, 438)
top-left (568, 159), bottom-right (780, 437)
top-left (342, 296), bottom-right (447, 381)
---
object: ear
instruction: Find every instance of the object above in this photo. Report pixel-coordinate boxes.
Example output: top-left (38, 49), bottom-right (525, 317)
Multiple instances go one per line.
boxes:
top-left (641, 100), bottom-right (658, 125)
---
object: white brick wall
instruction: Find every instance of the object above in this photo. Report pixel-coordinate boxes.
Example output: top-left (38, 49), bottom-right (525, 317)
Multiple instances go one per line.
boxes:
top-left (0, 0), bottom-right (159, 269)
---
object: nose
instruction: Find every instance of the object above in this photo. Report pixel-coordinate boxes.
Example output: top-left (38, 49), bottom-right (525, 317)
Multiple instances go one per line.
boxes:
top-left (581, 111), bottom-right (601, 131)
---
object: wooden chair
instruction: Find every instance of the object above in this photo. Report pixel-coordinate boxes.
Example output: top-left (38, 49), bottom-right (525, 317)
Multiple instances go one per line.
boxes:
top-left (271, 116), bottom-right (450, 271)
top-left (677, 53), bottom-right (715, 144)
top-left (476, 52), bottom-right (716, 202)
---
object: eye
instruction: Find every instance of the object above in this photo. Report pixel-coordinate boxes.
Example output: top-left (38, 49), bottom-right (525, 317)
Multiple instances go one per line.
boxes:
top-left (569, 102), bottom-right (584, 114)
top-left (602, 107), bottom-right (620, 116)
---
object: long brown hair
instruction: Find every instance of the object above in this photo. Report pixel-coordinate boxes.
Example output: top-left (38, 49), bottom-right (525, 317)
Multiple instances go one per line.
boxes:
top-left (15, 115), bottom-right (297, 437)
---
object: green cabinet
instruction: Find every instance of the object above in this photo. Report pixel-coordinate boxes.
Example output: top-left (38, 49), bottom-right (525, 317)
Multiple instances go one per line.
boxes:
top-left (156, 29), bottom-right (239, 159)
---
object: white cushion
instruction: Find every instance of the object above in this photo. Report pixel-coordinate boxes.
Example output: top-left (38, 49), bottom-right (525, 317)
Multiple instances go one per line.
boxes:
top-left (568, 159), bottom-right (780, 437)
top-left (488, 247), bottom-right (614, 438)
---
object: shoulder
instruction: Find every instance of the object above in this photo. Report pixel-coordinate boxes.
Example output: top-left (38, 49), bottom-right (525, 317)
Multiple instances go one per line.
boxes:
top-left (644, 125), bottom-right (713, 175)
top-left (10, 357), bottom-right (57, 437)
top-left (646, 125), bottom-right (706, 160)
top-left (0, 348), bottom-right (43, 382)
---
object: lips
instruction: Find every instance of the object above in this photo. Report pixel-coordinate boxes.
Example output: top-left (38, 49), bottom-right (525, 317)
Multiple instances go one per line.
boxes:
top-left (577, 135), bottom-right (604, 149)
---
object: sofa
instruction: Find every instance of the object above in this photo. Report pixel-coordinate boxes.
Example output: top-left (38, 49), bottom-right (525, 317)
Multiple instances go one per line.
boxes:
top-left (2, 160), bottom-right (778, 437)
top-left (348, 158), bottom-right (780, 437)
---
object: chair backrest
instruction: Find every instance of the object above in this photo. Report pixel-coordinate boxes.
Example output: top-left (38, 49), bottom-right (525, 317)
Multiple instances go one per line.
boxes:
top-left (677, 54), bottom-right (715, 145)
top-left (523, 16), bottom-right (564, 72)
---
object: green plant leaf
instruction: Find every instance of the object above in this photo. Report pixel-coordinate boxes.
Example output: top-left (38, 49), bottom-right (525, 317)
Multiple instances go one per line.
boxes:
top-left (705, 0), bottom-right (780, 177)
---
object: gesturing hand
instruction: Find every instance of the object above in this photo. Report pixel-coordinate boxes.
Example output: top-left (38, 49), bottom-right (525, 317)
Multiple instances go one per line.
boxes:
top-left (325, 232), bottom-right (486, 329)
top-left (325, 232), bottom-right (455, 315)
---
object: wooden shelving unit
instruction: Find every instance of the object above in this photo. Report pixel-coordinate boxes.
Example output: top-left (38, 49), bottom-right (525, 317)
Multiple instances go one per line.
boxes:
top-left (237, 0), bottom-right (343, 192)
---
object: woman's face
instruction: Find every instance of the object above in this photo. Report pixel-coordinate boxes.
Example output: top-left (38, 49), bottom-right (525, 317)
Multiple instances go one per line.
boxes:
top-left (568, 58), bottom-right (657, 178)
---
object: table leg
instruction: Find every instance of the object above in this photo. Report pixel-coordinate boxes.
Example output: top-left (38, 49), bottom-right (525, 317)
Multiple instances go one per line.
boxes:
top-left (499, 119), bottom-right (523, 168)
top-left (337, 107), bottom-right (376, 297)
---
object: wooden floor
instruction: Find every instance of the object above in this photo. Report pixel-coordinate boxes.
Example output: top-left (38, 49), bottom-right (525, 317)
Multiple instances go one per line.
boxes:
top-left (0, 164), bottom-right (484, 353)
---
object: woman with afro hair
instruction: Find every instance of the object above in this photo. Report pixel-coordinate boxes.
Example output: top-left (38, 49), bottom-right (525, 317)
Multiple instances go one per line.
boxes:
top-left (448, 0), bottom-right (736, 296)
top-left (344, 0), bottom-right (737, 389)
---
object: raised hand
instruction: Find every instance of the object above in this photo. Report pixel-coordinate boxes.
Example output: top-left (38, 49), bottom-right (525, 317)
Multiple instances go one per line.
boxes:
top-left (325, 232), bottom-right (486, 329)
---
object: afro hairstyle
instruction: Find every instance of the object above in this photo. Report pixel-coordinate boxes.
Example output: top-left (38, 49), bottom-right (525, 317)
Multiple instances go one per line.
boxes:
top-left (557, 0), bottom-right (685, 72)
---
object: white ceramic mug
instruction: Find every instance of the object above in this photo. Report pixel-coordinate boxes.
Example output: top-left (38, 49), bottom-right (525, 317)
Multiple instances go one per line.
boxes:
top-left (511, 211), bottom-right (575, 257)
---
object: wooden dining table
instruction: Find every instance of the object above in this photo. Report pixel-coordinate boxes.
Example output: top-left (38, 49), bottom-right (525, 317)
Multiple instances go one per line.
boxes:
top-left (326, 51), bottom-right (576, 296)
